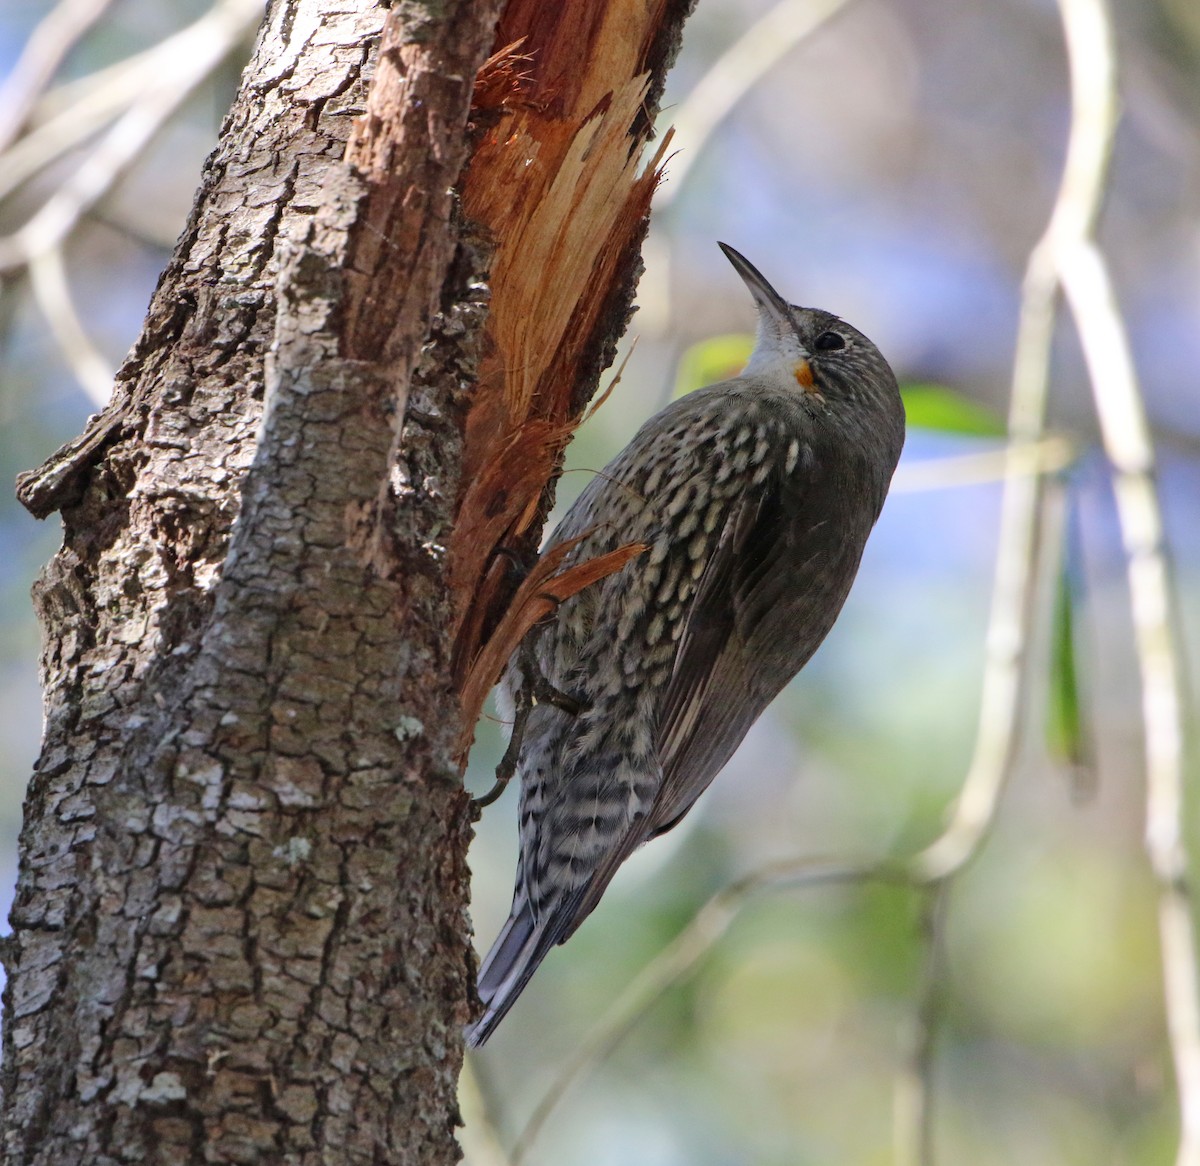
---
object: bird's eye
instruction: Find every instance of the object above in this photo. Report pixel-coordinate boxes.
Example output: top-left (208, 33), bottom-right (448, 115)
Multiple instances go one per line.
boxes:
top-left (814, 331), bottom-right (846, 352)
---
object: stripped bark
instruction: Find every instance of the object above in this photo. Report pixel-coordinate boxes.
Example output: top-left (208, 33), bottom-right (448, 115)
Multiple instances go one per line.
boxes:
top-left (449, 1), bottom-right (694, 699)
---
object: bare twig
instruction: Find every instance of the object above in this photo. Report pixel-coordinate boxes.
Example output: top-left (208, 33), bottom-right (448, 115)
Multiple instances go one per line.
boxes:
top-left (507, 858), bottom-right (885, 1165)
top-left (0, 0), bottom-right (118, 154)
top-left (0, 0), bottom-right (264, 272)
top-left (909, 269), bottom-right (1059, 885)
top-left (1050, 6), bottom-right (1200, 1156)
top-left (890, 435), bottom-right (1076, 494)
top-left (1064, 243), bottom-right (1200, 1159)
top-left (1065, 245), bottom-right (1200, 1163)
top-left (893, 886), bottom-right (951, 1166)
top-left (27, 246), bottom-right (113, 406)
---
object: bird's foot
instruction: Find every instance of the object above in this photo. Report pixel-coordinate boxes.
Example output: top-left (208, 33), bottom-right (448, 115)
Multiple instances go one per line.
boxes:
top-left (528, 675), bottom-right (586, 716)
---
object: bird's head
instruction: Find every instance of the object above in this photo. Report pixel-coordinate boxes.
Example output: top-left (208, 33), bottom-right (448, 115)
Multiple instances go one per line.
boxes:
top-left (718, 242), bottom-right (899, 419)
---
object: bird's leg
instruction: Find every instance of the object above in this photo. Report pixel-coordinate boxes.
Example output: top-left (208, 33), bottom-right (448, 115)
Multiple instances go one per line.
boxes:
top-left (473, 686), bottom-right (532, 808)
top-left (471, 635), bottom-right (588, 810)
top-left (489, 543), bottom-right (536, 593)
top-left (519, 631), bottom-right (587, 716)
top-left (487, 535), bottom-right (589, 715)
top-left (530, 680), bottom-right (584, 716)
top-left (489, 549), bottom-right (585, 716)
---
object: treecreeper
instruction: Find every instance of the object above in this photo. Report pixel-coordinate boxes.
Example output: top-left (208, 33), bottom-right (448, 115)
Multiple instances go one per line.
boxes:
top-left (468, 243), bottom-right (906, 1046)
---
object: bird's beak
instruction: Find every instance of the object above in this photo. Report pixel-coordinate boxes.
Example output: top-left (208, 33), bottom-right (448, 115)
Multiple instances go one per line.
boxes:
top-left (718, 242), bottom-right (805, 377)
top-left (718, 242), bottom-right (792, 325)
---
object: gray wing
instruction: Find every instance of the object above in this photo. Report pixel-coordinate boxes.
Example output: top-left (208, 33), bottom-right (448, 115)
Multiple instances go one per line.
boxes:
top-left (557, 469), bottom-right (811, 934)
top-left (648, 465), bottom-right (823, 837)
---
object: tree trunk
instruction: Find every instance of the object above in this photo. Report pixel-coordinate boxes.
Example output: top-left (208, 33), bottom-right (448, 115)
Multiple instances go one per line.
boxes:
top-left (2, 0), bottom-right (693, 1162)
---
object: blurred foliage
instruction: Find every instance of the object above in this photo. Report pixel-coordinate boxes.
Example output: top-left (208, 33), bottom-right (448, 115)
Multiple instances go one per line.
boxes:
top-left (672, 332), bottom-right (754, 396)
top-left (899, 383), bottom-right (1007, 437)
top-left (1046, 549), bottom-right (1094, 783)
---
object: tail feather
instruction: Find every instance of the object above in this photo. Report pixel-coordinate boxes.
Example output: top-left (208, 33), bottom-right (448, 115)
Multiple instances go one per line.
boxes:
top-left (467, 893), bottom-right (582, 1048)
top-left (468, 818), bottom-right (654, 1046)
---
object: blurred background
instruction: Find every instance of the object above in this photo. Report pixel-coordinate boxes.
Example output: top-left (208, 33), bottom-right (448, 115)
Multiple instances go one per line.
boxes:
top-left (2, 0), bottom-right (1198, 1163)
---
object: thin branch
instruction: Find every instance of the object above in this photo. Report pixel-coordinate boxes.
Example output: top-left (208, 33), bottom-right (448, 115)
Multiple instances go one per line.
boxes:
top-left (893, 886), bottom-right (951, 1166)
top-left (890, 435), bottom-right (1076, 495)
top-left (1063, 245), bottom-right (1200, 1165)
top-left (1050, 10), bottom-right (1200, 1157)
top-left (0, 0), bottom-right (264, 272)
top-left (0, 0), bottom-right (118, 154)
top-left (656, 0), bottom-right (854, 209)
top-left (506, 858), bottom-right (886, 1165)
top-left (27, 246), bottom-right (113, 406)
top-left (908, 266), bottom-right (1058, 883)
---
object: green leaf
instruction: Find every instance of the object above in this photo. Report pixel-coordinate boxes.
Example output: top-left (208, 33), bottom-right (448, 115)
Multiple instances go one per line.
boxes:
top-left (673, 333), bottom-right (754, 398)
top-left (900, 384), bottom-right (1007, 436)
top-left (1046, 559), bottom-right (1096, 796)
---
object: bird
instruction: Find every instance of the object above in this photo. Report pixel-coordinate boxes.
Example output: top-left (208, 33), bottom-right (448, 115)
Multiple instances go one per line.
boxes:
top-left (467, 242), bottom-right (905, 1047)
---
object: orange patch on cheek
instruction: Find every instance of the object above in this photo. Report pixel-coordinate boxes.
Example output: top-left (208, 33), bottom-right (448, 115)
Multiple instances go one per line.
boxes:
top-left (793, 359), bottom-right (815, 390)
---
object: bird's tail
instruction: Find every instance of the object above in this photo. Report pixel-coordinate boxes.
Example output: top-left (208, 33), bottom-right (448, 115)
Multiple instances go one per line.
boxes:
top-left (467, 817), bottom-right (651, 1046)
top-left (466, 899), bottom-right (568, 1048)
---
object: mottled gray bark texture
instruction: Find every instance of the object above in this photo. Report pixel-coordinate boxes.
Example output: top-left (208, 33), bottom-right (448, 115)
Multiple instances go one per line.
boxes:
top-left (3, 0), bottom-right (695, 1161)
top-left (4, 1), bottom-right (500, 1162)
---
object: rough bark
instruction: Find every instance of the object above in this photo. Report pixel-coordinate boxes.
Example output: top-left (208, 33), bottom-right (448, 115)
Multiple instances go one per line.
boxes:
top-left (3, 0), bottom-right (695, 1162)
top-left (4, 2), bottom-right (499, 1161)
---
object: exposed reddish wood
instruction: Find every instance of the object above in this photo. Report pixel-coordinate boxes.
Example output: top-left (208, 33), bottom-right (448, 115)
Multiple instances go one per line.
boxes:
top-left (450, 0), bottom-right (686, 714)
top-left (471, 39), bottom-right (536, 118)
top-left (456, 536), bottom-right (648, 757)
